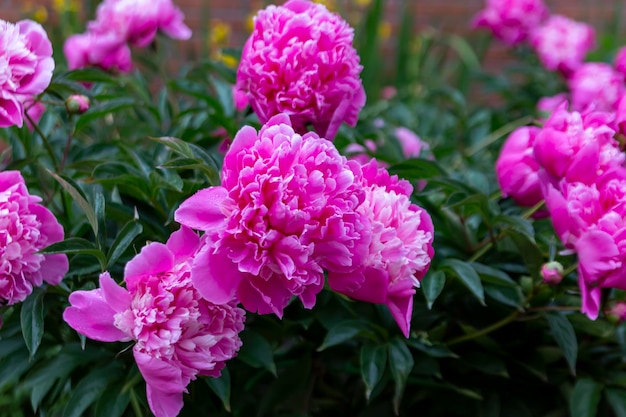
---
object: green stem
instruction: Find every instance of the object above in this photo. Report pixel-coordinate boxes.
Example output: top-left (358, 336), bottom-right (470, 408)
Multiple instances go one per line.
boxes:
top-left (447, 311), bottom-right (519, 346)
top-left (24, 112), bottom-right (59, 171)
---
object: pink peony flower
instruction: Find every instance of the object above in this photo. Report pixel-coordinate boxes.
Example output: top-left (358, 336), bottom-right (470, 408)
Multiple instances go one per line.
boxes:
top-left (496, 126), bottom-right (543, 207)
top-left (530, 15), bottom-right (595, 75)
top-left (88, 0), bottom-right (191, 47)
top-left (63, 227), bottom-right (245, 417)
top-left (616, 94), bottom-right (626, 137)
top-left (394, 127), bottom-right (429, 159)
top-left (327, 160), bottom-right (434, 337)
top-left (175, 114), bottom-right (370, 317)
top-left (540, 261), bottom-right (564, 285)
top-left (472, 0), bottom-right (549, 45)
top-left (65, 94), bottom-right (90, 114)
top-left (615, 47), bottom-right (626, 80)
top-left (0, 19), bottom-right (54, 128)
top-left (537, 93), bottom-right (569, 120)
top-left (607, 301), bottom-right (626, 322)
top-left (233, 86), bottom-right (249, 112)
top-left (64, 31), bottom-right (132, 73)
top-left (0, 171), bottom-right (68, 305)
top-left (568, 62), bottom-right (625, 113)
top-left (236, 0), bottom-right (366, 140)
top-left (533, 105), bottom-right (623, 184)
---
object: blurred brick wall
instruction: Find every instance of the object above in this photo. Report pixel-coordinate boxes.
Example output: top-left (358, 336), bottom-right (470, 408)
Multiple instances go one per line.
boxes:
top-left (1, 0), bottom-right (625, 68)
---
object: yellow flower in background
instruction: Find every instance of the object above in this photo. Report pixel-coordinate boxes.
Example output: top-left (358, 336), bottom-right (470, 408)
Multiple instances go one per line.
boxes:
top-left (21, 1), bottom-right (48, 23)
top-left (246, 12), bottom-right (256, 33)
top-left (353, 0), bottom-right (371, 8)
top-left (312, 0), bottom-right (336, 11)
top-left (209, 20), bottom-right (231, 48)
top-left (52, 0), bottom-right (80, 14)
top-left (217, 52), bottom-right (239, 69)
top-left (378, 21), bottom-right (392, 41)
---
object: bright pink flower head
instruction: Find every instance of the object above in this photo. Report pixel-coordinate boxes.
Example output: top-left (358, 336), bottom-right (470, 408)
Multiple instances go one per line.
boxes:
top-left (63, 227), bottom-right (245, 417)
top-left (607, 301), bottom-right (626, 322)
top-left (533, 105), bottom-right (623, 184)
top-left (568, 62), bottom-right (625, 112)
top-left (615, 47), bottom-right (626, 80)
top-left (236, 0), bottom-right (366, 140)
top-left (540, 261), bottom-right (564, 285)
top-left (328, 160), bottom-right (434, 337)
top-left (472, 0), bottom-right (549, 45)
top-left (537, 93), bottom-right (569, 120)
top-left (175, 114), bottom-right (370, 317)
top-left (65, 94), bottom-right (90, 114)
top-left (496, 126), bottom-right (543, 207)
top-left (0, 19), bottom-right (54, 128)
top-left (64, 31), bottom-right (132, 73)
top-left (89, 0), bottom-right (191, 47)
top-left (0, 171), bottom-right (68, 305)
top-left (616, 94), bottom-right (626, 137)
top-left (394, 127), bottom-right (429, 159)
top-left (530, 15), bottom-right (595, 75)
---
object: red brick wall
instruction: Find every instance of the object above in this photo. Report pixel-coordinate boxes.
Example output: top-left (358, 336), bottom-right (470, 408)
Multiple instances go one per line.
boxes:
top-left (1, 0), bottom-right (625, 67)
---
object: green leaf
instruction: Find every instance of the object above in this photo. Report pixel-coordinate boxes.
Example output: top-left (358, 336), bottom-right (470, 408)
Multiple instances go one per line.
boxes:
top-left (545, 312), bottom-right (578, 375)
top-left (317, 319), bottom-right (370, 351)
top-left (470, 262), bottom-right (517, 287)
top-left (40, 238), bottom-right (107, 271)
top-left (62, 364), bottom-right (123, 417)
top-left (237, 330), bottom-right (276, 376)
top-left (205, 367), bottom-right (231, 412)
top-left (421, 270), bottom-right (446, 309)
top-left (210, 76), bottom-right (235, 117)
top-left (484, 284), bottom-right (524, 310)
top-left (94, 380), bottom-right (131, 417)
top-left (48, 171), bottom-right (99, 238)
top-left (388, 159), bottom-right (446, 181)
top-left (606, 388), bottom-right (626, 417)
top-left (388, 338), bottom-right (414, 414)
top-left (360, 342), bottom-right (387, 401)
top-left (406, 339), bottom-right (459, 358)
top-left (106, 221), bottom-right (143, 268)
top-left (20, 287), bottom-right (45, 359)
top-left (464, 351), bottom-right (509, 378)
top-left (441, 259), bottom-right (485, 305)
top-left (569, 378), bottom-right (602, 417)
top-left (75, 97), bottom-right (137, 131)
top-left (507, 230), bottom-right (543, 279)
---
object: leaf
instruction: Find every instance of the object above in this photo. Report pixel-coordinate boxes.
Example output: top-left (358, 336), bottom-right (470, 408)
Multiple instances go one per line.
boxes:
top-left (94, 380), bottom-right (131, 417)
top-left (545, 312), bottom-right (578, 375)
top-left (421, 270), bottom-right (446, 309)
top-left (40, 238), bottom-right (107, 271)
top-left (388, 338), bottom-right (414, 415)
top-left (507, 230), bottom-right (543, 279)
top-left (20, 287), bottom-right (45, 359)
top-left (484, 284), bottom-right (524, 310)
top-left (48, 171), bottom-right (98, 238)
top-left (569, 378), bottom-right (602, 417)
top-left (440, 259), bottom-right (485, 305)
top-left (406, 339), bottom-right (459, 358)
top-left (75, 97), bottom-right (137, 131)
top-left (388, 159), bottom-right (446, 181)
top-left (237, 330), bottom-right (276, 376)
top-left (317, 319), bottom-right (370, 351)
top-left (210, 76), bottom-right (235, 117)
top-left (106, 221), bottom-right (143, 268)
top-left (606, 388), bottom-right (626, 417)
top-left (470, 262), bottom-right (517, 287)
top-left (205, 367), bottom-right (231, 412)
top-left (62, 364), bottom-right (123, 417)
top-left (360, 342), bottom-right (387, 401)
top-left (463, 351), bottom-right (509, 378)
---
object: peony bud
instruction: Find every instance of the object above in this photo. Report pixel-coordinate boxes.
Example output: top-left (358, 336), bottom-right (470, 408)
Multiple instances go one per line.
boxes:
top-left (607, 302), bottom-right (626, 323)
top-left (541, 261), bottom-right (564, 285)
top-left (65, 94), bottom-right (90, 114)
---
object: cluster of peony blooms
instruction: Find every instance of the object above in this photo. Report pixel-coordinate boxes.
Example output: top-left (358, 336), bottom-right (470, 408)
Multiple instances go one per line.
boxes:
top-left (0, 19), bottom-right (54, 128)
top-left (235, 0), bottom-right (366, 140)
top-left (64, 0), bottom-right (191, 73)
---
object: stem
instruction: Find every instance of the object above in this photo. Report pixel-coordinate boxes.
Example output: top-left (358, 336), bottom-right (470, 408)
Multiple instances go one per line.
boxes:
top-left (521, 200), bottom-right (545, 219)
top-left (447, 311), bottom-right (519, 346)
top-left (24, 112), bottom-right (59, 171)
top-left (60, 128), bottom-right (74, 170)
top-left (526, 305), bottom-right (580, 313)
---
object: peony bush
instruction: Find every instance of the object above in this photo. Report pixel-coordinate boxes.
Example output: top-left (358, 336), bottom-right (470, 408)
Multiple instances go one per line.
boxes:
top-left (3, 0), bottom-right (626, 416)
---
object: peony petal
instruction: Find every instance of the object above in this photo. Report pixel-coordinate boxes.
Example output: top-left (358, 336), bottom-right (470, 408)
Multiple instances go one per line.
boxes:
top-left (175, 187), bottom-right (228, 232)
top-left (99, 272), bottom-right (131, 313)
top-left (134, 350), bottom-right (184, 394)
top-left (146, 384), bottom-right (184, 417)
top-left (39, 253), bottom-right (69, 285)
top-left (166, 226), bottom-right (200, 261)
top-left (124, 242), bottom-right (174, 291)
top-left (191, 245), bottom-right (244, 304)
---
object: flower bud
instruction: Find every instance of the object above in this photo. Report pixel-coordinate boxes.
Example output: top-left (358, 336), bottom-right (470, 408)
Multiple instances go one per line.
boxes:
top-left (65, 95), bottom-right (90, 114)
top-left (541, 261), bottom-right (564, 285)
top-left (607, 302), bottom-right (626, 323)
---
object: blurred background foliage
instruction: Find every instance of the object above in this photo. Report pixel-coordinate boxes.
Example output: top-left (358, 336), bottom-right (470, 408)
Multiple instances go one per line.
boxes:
top-left (2, 1), bottom-right (626, 416)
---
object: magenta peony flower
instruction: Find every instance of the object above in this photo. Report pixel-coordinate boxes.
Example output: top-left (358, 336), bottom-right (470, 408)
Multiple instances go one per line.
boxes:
top-left (568, 62), bottom-right (625, 112)
top-left (64, 31), bottom-right (132, 73)
top-left (327, 160), bottom-right (434, 337)
top-left (88, 0), bottom-right (191, 48)
top-left (607, 301), bottom-right (626, 322)
top-left (65, 94), bottom-right (90, 114)
top-left (533, 106), bottom-right (623, 185)
top-left (540, 261), bottom-right (564, 285)
top-left (496, 126), bottom-right (543, 207)
top-left (63, 227), bottom-right (245, 417)
top-left (0, 19), bottom-right (54, 128)
top-left (0, 171), bottom-right (68, 305)
top-left (235, 0), bottom-right (366, 140)
top-left (615, 47), bottom-right (626, 80)
top-left (530, 15), bottom-right (595, 75)
top-left (472, 0), bottom-right (549, 45)
top-left (175, 114), bottom-right (370, 317)
top-left (537, 93), bottom-right (569, 120)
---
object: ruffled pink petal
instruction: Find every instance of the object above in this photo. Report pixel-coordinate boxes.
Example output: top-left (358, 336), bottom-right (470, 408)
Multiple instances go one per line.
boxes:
top-left (146, 384), bottom-right (184, 417)
top-left (236, 275), bottom-right (293, 317)
top-left (99, 272), bottom-right (131, 313)
top-left (166, 226), bottom-right (200, 262)
top-left (579, 271), bottom-right (601, 320)
top-left (124, 243), bottom-right (174, 291)
top-left (39, 254), bottom-right (68, 285)
top-left (174, 187), bottom-right (228, 232)
top-left (191, 245), bottom-right (244, 304)
top-left (386, 279), bottom-right (416, 338)
top-left (134, 349), bottom-right (184, 394)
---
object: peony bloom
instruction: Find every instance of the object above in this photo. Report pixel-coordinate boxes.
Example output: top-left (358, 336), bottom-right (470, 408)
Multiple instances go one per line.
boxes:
top-left (236, 0), bottom-right (366, 140)
top-left (88, 0), bottom-right (191, 47)
top-left (537, 93), bottom-right (569, 120)
top-left (176, 114), bottom-right (370, 317)
top-left (63, 31), bottom-right (132, 73)
top-left (65, 94), bottom-right (90, 114)
top-left (0, 171), bottom-right (68, 305)
top-left (0, 19), bottom-right (54, 128)
top-left (472, 0), bottom-right (549, 45)
top-left (530, 15), bottom-right (595, 75)
top-left (541, 261), bottom-right (564, 285)
top-left (607, 302), bottom-right (626, 322)
top-left (533, 105), bottom-right (623, 185)
top-left (63, 227), bottom-right (245, 417)
top-left (327, 160), bottom-right (434, 338)
top-left (615, 47), bottom-right (626, 80)
top-left (496, 126), bottom-right (543, 207)
top-left (568, 63), bottom-right (625, 113)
